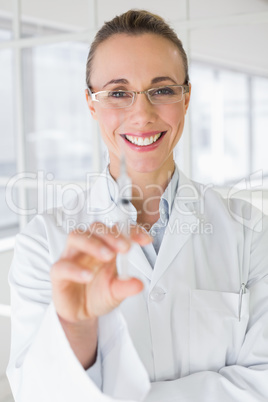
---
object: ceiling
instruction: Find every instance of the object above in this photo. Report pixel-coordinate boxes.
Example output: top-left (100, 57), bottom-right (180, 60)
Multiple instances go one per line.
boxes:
top-left (0, 0), bottom-right (267, 75)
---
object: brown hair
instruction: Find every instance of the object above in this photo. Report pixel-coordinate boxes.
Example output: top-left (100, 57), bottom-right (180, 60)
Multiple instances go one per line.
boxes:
top-left (86, 9), bottom-right (189, 88)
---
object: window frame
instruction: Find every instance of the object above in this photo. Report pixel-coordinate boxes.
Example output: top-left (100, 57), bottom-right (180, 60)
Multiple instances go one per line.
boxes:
top-left (0, 2), bottom-right (268, 248)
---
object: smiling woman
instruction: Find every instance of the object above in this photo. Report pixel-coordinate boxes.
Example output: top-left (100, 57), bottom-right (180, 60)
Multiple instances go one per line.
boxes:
top-left (6, 8), bottom-right (268, 402)
top-left (86, 32), bottom-right (190, 182)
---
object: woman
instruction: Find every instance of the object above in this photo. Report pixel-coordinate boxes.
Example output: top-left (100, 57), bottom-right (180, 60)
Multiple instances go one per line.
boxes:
top-left (7, 9), bottom-right (268, 402)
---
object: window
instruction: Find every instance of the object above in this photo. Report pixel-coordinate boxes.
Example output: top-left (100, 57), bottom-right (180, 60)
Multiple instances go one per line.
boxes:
top-left (190, 61), bottom-right (268, 187)
top-left (0, 13), bottom-right (102, 238)
top-left (1, 7), bottom-right (268, 242)
top-left (0, 27), bottom-right (17, 238)
top-left (252, 76), bottom-right (268, 175)
top-left (23, 42), bottom-right (93, 181)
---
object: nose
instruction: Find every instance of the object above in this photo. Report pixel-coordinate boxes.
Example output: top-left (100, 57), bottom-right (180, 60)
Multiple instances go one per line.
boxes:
top-left (128, 92), bottom-right (157, 128)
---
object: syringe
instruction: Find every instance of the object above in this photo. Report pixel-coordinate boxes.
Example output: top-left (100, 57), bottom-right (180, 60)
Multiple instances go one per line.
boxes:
top-left (117, 153), bottom-right (132, 279)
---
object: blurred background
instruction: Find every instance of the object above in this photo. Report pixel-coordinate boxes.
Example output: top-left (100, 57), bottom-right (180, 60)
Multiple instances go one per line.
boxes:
top-left (1, 1), bottom-right (268, 400)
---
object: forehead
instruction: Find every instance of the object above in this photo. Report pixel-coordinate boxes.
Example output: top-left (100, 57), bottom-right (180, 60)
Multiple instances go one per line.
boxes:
top-left (90, 33), bottom-right (185, 88)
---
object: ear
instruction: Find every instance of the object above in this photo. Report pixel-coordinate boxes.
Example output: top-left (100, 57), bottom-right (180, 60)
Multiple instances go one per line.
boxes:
top-left (85, 89), bottom-right (98, 120)
top-left (184, 82), bottom-right (191, 115)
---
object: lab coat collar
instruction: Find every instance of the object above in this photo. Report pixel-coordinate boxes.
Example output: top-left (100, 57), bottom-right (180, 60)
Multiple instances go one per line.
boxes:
top-left (87, 170), bottom-right (154, 280)
top-left (151, 170), bottom-right (200, 287)
top-left (127, 243), bottom-right (153, 281)
top-left (87, 170), bottom-right (120, 223)
top-left (88, 167), bottom-right (201, 284)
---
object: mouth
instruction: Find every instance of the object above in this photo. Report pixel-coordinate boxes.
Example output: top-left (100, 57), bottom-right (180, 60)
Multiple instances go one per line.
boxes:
top-left (121, 131), bottom-right (167, 147)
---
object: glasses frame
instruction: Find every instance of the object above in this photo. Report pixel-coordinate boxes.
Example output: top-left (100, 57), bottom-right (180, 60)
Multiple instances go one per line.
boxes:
top-left (87, 84), bottom-right (190, 109)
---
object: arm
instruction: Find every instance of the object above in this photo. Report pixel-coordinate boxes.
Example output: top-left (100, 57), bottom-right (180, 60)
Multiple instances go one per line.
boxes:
top-left (57, 314), bottom-right (98, 370)
top-left (6, 215), bottom-right (151, 402)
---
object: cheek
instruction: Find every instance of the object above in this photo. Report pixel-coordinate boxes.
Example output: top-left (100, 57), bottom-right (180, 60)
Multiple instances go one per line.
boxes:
top-left (96, 109), bottom-right (122, 135)
top-left (161, 106), bottom-right (185, 131)
top-left (96, 109), bottom-right (124, 131)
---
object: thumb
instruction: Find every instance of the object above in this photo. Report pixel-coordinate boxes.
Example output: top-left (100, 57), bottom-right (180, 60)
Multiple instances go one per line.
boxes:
top-left (111, 277), bottom-right (144, 303)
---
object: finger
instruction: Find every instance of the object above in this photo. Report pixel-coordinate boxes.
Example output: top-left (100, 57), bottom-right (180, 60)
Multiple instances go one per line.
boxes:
top-left (50, 258), bottom-right (96, 284)
top-left (110, 223), bottom-right (152, 248)
top-left (129, 224), bottom-right (153, 246)
top-left (63, 229), bottom-right (116, 261)
top-left (75, 252), bottom-right (117, 276)
top-left (90, 222), bottom-right (131, 253)
top-left (110, 276), bottom-right (144, 303)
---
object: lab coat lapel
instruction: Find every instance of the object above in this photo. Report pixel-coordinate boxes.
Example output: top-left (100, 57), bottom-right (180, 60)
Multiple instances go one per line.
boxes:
top-left (152, 171), bottom-right (200, 286)
top-left (127, 243), bottom-right (153, 281)
top-left (88, 171), bottom-right (120, 223)
top-left (89, 171), bottom-right (153, 280)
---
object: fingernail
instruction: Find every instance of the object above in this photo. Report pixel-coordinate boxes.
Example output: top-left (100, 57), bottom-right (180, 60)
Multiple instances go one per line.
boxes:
top-left (116, 240), bottom-right (128, 252)
top-left (137, 232), bottom-right (152, 242)
top-left (100, 247), bottom-right (114, 258)
top-left (81, 270), bottom-right (93, 280)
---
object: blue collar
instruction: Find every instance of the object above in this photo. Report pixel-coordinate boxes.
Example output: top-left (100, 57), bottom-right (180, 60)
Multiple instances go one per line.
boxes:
top-left (106, 165), bottom-right (179, 222)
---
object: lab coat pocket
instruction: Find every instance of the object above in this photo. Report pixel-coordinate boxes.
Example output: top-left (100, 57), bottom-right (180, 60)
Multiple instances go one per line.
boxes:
top-left (189, 289), bottom-right (249, 373)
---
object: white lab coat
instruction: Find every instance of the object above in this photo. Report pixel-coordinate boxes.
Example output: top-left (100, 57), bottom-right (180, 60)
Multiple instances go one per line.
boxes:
top-left (7, 168), bottom-right (268, 402)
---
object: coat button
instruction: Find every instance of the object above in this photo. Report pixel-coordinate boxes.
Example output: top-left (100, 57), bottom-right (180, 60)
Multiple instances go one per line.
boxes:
top-left (149, 287), bottom-right (166, 302)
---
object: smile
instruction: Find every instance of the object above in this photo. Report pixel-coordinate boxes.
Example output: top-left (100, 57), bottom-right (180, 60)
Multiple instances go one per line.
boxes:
top-left (123, 132), bottom-right (166, 147)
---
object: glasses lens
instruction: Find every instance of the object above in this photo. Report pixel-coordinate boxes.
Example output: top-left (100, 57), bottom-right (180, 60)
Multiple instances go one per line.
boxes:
top-left (96, 91), bottom-right (134, 108)
top-left (148, 86), bottom-right (183, 104)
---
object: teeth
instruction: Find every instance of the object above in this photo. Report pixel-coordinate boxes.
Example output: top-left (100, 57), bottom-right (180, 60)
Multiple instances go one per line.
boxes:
top-left (125, 132), bottom-right (162, 146)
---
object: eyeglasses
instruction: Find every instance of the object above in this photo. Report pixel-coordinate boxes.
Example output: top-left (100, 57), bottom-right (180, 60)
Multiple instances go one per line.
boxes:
top-left (87, 85), bottom-right (189, 109)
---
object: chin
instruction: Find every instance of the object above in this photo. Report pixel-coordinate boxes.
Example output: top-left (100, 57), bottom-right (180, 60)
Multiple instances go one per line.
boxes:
top-left (129, 158), bottom-right (165, 174)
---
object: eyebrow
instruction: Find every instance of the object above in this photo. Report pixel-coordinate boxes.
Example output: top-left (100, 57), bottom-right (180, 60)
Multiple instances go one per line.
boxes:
top-left (151, 76), bottom-right (177, 85)
top-left (102, 79), bottom-right (128, 89)
top-left (102, 76), bottom-right (177, 89)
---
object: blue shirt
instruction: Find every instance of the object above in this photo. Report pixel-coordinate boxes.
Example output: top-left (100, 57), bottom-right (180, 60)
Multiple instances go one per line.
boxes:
top-left (106, 165), bottom-right (179, 268)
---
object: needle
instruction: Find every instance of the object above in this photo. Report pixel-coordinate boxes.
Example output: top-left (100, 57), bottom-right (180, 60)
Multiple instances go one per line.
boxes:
top-left (117, 152), bottom-right (132, 279)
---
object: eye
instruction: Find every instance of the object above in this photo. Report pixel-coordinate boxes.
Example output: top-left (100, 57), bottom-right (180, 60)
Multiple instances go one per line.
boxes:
top-left (151, 86), bottom-right (175, 96)
top-left (108, 91), bottom-right (132, 98)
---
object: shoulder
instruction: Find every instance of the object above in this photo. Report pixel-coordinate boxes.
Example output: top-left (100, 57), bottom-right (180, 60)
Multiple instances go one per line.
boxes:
top-left (176, 168), bottom-right (266, 233)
